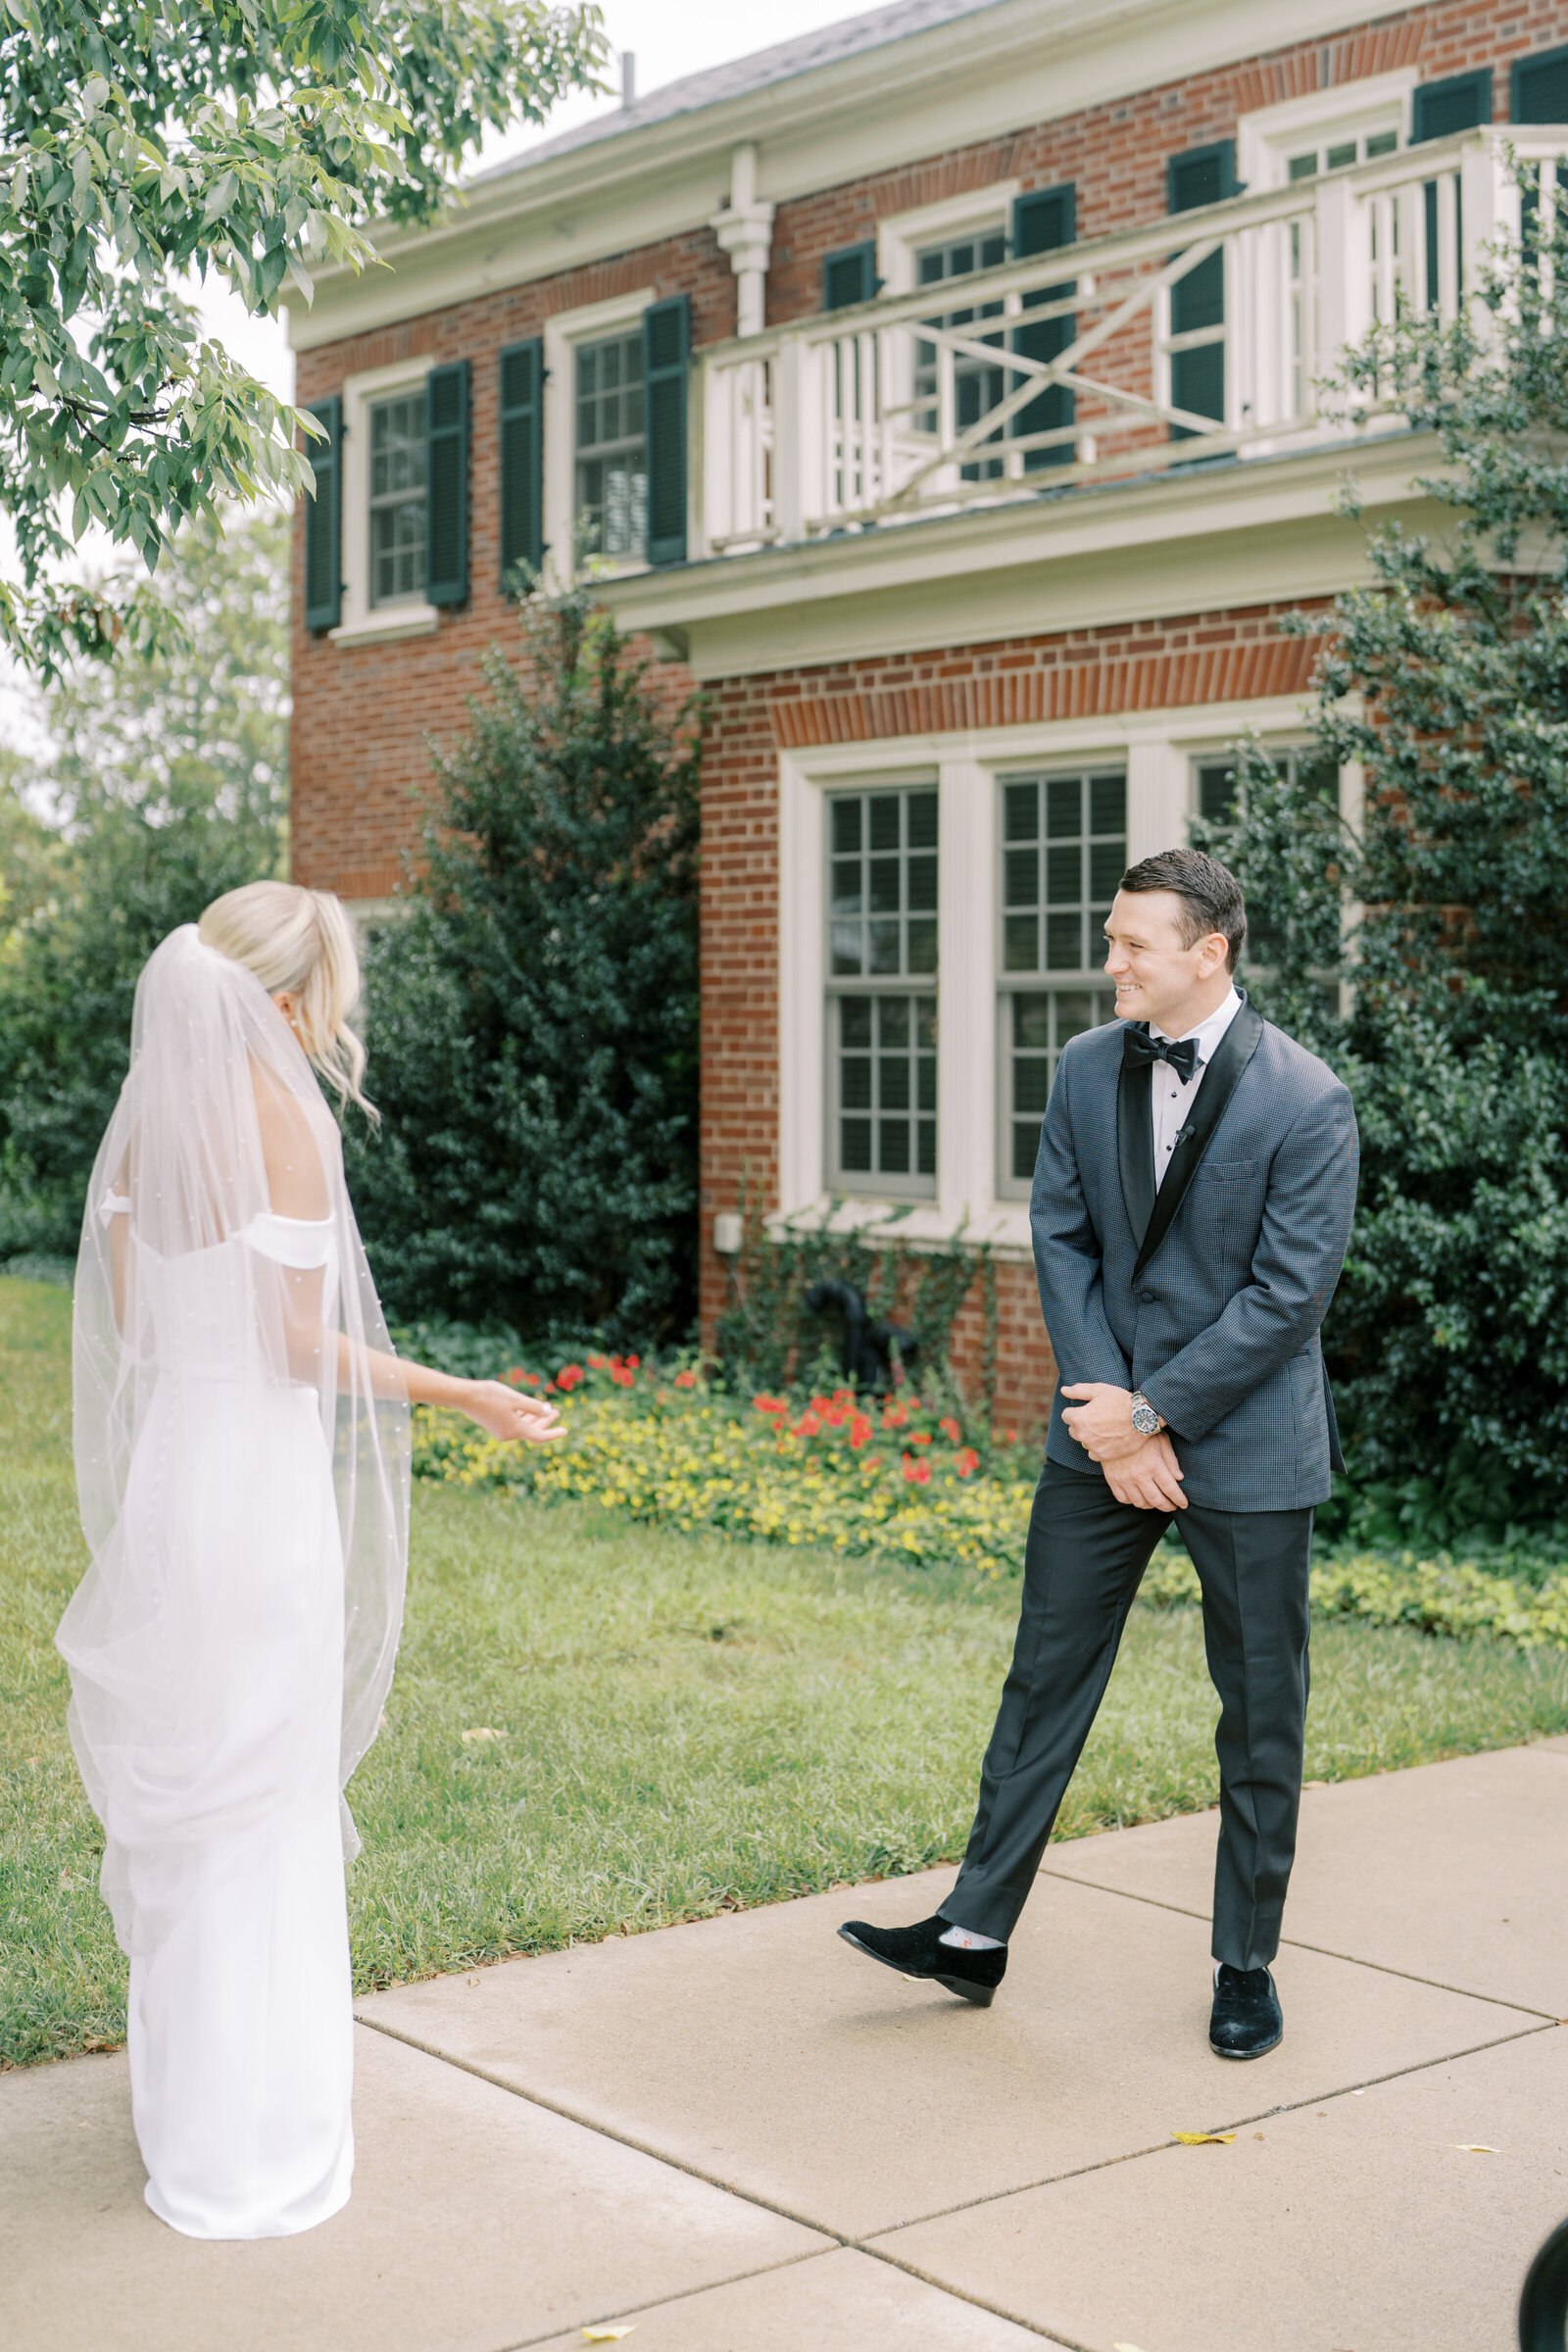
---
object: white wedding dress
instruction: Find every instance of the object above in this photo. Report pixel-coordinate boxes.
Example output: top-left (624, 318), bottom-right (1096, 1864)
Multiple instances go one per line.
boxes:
top-left (58, 929), bottom-right (409, 2240)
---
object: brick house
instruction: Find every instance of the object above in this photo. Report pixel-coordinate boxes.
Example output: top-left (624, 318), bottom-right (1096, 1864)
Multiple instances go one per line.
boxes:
top-left (283, 0), bottom-right (1568, 1421)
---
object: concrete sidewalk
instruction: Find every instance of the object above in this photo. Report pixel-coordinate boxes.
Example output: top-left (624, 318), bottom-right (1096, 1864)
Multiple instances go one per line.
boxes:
top-left (8, 1740), bottom-right (1567, 2352)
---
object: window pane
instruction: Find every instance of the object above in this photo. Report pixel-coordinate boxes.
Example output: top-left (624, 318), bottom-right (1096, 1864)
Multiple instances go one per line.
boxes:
top-left (1004, 847), bottom-right (1038, 906)
top-left (1046, 845), bottom-right (1081, 904)
top-left (870, 796), bottom-right (902, 853)
top-left (906, 918), bottom-right (938, 973)
top-left (1004, 914), bottom-right (1038, 972)
top-left (841, 1118), bottom-right (872, 1171)
top-left (840, 997), bottom-right (872, 1050)
top-left (831, 925), bottom-right (862, 976)
top-left (1046, 777), bottom-right (1082, 838)
top-left (1089, 841), bottom-right (1124, 901)
top-left (1004, 781), bottom-right (1038, 841)
top-left (575, 330), bottom-right (648, 559)
top-left (1089, 774), bottom-right (1126, 834)
top-left (906, 853), bottom-right (938, 911)
top-left (368, 392), bottom-right (427, 608)
top-left (879, 1120), bottom-right (910, 1173)
top-left (916, 1056), bottom-right (936, 1111)
top-left (878, 998), bottom-right (909, 1048)
top-left (1046, 911), bottom-right (1083, 968)
top-left (1198, 762), bottom-right (1238, 823)
top-left (1325, 140), bottom-right (1356, 170)
top-left (1012, 995), bottom-right (1052, 1048)
top-left (1011, 1122), bottom-right (1039, 1181)
top-left (840, 1057), bottom-right (871, 1109)
top-left (916, 1120), bottom-right (937, 1176)
top-left (879, 1054), bottom-right (910, 1111)
top-left (832, 800), bottom-right (861, 855)
top-left (1014, 1059), bottom-right (1052, 1115)
top-left (831, 858), bottom-right (861, 912)
top-left (868, 919), bottom-right (901, 973)
top-left (915, 998), bottom-right (936, 1050)
top-left (868, 856), bottom-right (901, 912)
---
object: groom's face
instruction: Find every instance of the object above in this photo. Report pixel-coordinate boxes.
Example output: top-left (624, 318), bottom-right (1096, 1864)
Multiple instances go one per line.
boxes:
top-left (1103, 890), bottom-right (1228, 1032)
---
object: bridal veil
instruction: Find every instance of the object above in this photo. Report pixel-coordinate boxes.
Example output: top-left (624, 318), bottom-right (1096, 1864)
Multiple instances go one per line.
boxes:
top-left (59, 923), bottom-right (410, 1957)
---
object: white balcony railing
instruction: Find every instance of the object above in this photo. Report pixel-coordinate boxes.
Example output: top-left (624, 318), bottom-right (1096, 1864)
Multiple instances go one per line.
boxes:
top-left (698, 128), bottom-right (1568, 557)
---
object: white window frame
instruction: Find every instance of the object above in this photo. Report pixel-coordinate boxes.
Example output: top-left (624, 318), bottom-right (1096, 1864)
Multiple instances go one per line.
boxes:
top-left (875, 182), bottom-right (1019, 297)
top-left (1236, 73), bottom-right (1418, 194)
top-left (542, 286), bottom-right (657, 586)
top-left (775, 695), bottom-right (1316, 1258)
top-left (329, 355), bottom-right (438, 649)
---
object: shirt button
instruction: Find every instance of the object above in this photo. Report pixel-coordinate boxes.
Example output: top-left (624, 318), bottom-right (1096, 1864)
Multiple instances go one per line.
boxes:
top-left (1139, 1288), bottom-right (1156, 1304)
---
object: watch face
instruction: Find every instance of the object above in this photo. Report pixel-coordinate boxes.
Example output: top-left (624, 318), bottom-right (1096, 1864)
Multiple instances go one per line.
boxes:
top-left (1132, 1402), bottom-right (1158, 1434)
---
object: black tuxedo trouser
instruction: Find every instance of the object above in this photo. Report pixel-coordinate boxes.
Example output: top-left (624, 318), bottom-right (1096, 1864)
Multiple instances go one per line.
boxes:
top-left (941, 1458), bottom-right (1313, 1970)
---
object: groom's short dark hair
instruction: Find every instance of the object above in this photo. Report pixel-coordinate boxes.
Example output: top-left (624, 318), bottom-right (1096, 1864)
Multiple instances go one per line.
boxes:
top-left (1119, 848), bottom-right (1247, 972)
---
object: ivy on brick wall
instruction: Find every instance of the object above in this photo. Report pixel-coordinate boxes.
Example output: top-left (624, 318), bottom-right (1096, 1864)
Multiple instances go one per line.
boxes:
top-left (346, 582), bottom-right (701, 1346)
top-left (1200, 181), bottom-right (1568, 1522)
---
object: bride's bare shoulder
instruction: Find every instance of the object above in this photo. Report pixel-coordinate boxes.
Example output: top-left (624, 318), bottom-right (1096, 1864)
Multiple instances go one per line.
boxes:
top-left (249, 1056), bottom-right (331, 1221)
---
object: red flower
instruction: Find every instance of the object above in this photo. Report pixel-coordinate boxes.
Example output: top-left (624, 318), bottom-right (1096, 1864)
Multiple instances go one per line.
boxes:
top-left (796, 1412), bottom-right (822, 1437)
top-left (554, 1364), bottom-right (585, 1391)
top-left (955, 1446), bottom-right (980, 1479)
top-left (882, 1402), bottom-right (910, 1430)
top-left (908, 1430), bottom-right (931, 1446)
top-left (586, 1352), bottom-right (609, 1370)
top-left (753, 1394), bottom-right (788, 1416)
top-left (673, 1368), bottom-right (697, 1390)
top-left (611, 1366), bottom-right (634, 1388)
top-left (848, 1413), bottom-right (872, 1449)
top-left (626, 1353), bottom-right (641, 1369)
top-left (902, 1453), bottom-right (932, 1486)
top-left (939, 1416), bottom-right (961, 1444)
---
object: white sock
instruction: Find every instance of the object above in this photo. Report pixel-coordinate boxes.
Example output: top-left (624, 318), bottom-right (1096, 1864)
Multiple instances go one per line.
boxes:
top-left (940, 1924), bottom-right (1004, 1951)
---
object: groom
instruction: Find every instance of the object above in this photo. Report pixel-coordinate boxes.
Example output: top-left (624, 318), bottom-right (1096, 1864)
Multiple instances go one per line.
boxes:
top-left (841, 847), bottom-right (1358, 2059)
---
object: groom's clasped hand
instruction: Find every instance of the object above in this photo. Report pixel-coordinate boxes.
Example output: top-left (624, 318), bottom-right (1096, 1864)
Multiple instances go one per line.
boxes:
top-left (1059, 1380), bottom-right (1187, 1511)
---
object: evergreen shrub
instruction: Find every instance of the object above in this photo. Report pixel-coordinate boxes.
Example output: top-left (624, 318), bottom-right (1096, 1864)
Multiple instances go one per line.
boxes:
top-left (347, 584), bottom-right (700, 1345)
top-left (1204, 187), bottom-right (1568, 1517)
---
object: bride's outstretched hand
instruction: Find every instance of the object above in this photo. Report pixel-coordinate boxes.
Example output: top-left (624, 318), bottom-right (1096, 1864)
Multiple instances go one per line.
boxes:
top-left (462, 1381), bottom-right (567, 1445)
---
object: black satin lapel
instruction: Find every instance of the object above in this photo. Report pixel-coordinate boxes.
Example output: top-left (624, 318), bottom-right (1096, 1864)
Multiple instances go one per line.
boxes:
top-left (1131, 998), bottom-right (1264, 1282)
top-left (1117, 1049), bottom-right (1155, 1252)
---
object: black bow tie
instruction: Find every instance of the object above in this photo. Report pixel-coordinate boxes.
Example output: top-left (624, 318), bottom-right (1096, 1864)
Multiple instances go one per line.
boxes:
top-left (1123, 1026), bottom-right (1200, 1084)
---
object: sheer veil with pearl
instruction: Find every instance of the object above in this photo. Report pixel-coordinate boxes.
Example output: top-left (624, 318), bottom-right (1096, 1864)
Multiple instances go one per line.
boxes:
top-left (58, 924), bottom-right (410, 1954)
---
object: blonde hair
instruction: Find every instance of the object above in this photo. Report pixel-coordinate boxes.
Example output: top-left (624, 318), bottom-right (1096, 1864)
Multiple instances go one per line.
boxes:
top-left (199, 881), bottom-right (374, 1118)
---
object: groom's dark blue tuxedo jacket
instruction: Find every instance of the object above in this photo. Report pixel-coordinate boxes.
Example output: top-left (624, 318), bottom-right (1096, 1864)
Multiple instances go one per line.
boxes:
top-left (1033, 995), bottom-right (1359, 1512)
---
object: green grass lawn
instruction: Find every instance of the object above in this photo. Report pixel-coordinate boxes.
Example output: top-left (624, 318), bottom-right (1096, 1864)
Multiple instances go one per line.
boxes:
top-left (6, 1271), bottom-right (1568, 2069)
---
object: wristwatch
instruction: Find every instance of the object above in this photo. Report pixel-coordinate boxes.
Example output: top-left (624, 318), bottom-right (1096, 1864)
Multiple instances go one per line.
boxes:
top-left (1130, 1391), bottom-right (1162, 1437)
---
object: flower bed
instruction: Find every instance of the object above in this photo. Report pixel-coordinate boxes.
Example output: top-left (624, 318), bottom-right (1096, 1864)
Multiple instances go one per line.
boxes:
top-left (412, 1354), bottom-right (1568, 1645)
top-left (415, 1358), bottom-right (1037, 1579)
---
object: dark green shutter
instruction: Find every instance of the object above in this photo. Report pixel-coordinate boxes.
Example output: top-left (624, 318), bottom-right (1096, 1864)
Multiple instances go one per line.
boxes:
top-left (1413, 71), bottom-right (1492, 142)
top-left (1167, 142), bottom-right (1235, 439)
top-left (1011, 187), bottom-right (1076, 472)
top-left (498, 339), bottom-right (544, 590)
top-left (644, 295), bottom-right (689, 568)
top-left (425, 359), bottom-right (469, 608)
top-left (1413, 75), bottom-right (1490, 307)
top-left (822, 240), bottom-right (877, 311)
top-left (303, 394), bottom-right (341, 633)
top-left (1512, 46), bottom-right (1568, 122)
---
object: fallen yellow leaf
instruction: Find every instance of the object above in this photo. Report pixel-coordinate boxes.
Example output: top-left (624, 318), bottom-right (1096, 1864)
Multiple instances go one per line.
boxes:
top-left (1171, 2130), bottom-right (1237, 2145)
top-left (461, 1727), bottom-right (505, 1744)
top-left (1453, 2143), bottom-right (1498, 2154)
top-left (581, 2331), bottom-right (635, 2344)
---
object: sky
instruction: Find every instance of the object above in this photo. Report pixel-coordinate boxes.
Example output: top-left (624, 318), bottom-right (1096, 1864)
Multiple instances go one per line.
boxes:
top-left (201, 0), bottom-right (866, 401)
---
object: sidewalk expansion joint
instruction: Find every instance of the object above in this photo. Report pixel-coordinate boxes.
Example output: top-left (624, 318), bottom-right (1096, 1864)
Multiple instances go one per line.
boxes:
top-left (354, 2011), bottom-right (1094, 2346)
top-left (1034, 1865), bottom-right (1562, 2018)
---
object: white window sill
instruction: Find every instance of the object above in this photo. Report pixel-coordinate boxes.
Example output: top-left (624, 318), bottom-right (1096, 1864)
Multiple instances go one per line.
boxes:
top-left (329, 604), bottom-right (440, 648)
top-left (767, 1196), bottom-right (1033, 1259)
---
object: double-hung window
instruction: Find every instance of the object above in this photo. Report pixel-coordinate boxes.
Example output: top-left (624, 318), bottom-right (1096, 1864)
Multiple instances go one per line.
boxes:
top-left (368, 392), bottom-right (427, 607)
top-left (914, 233), bottom-right (1008, 481)
top-left (998, 769), bottom-right (1123, 1192)
top-left (574, 330), bottom-right (648, 560)
top-left (827, 786), bottom-right (939, 1195)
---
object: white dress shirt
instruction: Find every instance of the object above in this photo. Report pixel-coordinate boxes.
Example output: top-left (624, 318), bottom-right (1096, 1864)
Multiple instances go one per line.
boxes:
top-left (1149, 986), bottom-right (1243, 1191)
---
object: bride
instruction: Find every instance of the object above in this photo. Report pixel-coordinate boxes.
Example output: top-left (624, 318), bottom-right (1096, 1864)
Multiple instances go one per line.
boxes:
top-left (56, 881), bottom-right (561, 2241)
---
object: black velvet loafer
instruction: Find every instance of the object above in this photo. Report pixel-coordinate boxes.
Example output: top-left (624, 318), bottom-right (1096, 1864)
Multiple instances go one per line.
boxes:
top-left (838, 1914), bottom-right (1006, 2007)
top-left (1209, 1963), bottom-right (1283, 2058)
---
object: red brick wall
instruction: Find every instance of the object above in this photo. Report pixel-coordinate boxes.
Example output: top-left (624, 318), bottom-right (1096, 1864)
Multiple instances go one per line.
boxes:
top-left (700, 600), bottom-right (1323, 1428)
top-left (289, 231), bottom-right (722, 898)
top-left (288, 0), bottom-right (1547, 896)
top-left (765, 0), bottom-right (1551, 324)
